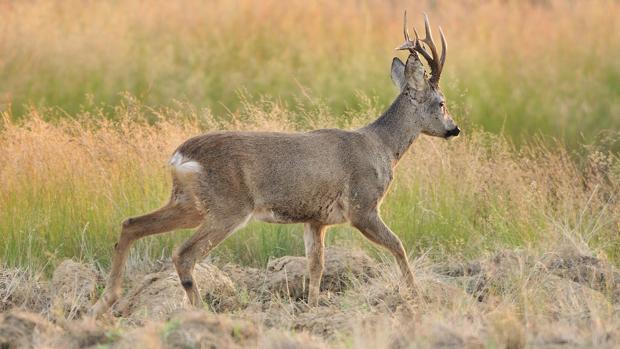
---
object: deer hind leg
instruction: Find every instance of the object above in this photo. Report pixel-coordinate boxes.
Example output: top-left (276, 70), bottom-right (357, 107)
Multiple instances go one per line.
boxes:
top-left (304, 223), bottom-right (326, 306)
top-left (352, 212), bottom-right (416, 288)
top-left (89, 190), bottom-right (203, 318)
top-left (173, 209), bottom-right (252, 308)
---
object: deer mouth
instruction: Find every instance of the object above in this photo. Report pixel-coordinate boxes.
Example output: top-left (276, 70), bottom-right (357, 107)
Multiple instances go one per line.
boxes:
top-left (444, 127), bottom-right (460, 138)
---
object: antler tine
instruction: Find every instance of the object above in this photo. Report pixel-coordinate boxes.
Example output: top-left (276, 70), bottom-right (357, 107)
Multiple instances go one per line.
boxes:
top-left (412, 26), bottom-right (433, 64)
top-left (420, 13), bottom-right (439, 67)
top-left (438, 26), bottom-right (447, 73)
top-left (396, 10), bottom-right (416, 51)
top-left (403, 10), bottom-right (410, 42)
top-left (395, 11), bottom-right (447, 85)
top-left (416, 13), bottom-right (446, 86)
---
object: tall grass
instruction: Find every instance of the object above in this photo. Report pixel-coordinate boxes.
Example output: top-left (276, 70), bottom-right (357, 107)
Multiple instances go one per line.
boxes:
top-left (0, 0), bottom-right (619, 146)
top-left (1, 0), bottom-right (619, 271)
top-left (1, 96), bottom-right (619, 271)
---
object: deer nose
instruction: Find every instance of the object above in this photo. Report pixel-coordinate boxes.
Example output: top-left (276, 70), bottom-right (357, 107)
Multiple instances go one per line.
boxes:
top-left (445, 127), bottom-right (460, 138)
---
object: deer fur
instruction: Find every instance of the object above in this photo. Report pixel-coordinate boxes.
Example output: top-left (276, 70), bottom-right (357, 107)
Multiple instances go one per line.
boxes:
top-left (89, 13), bottom-right (459, 317)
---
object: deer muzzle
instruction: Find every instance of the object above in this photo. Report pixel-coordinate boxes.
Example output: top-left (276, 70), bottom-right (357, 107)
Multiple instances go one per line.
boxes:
top-left (445, 127), bottom-right (460, 138)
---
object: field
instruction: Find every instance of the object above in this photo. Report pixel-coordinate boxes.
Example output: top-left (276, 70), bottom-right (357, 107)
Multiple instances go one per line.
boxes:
top-left (1, 0), bottom-right (620, 348)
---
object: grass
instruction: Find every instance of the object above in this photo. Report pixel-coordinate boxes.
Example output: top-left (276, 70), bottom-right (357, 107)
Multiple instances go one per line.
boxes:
top-left (1, 0), bottom-right (619, 148)
top-left (1, 95), bottom-right (619, 272)
top-left (1, 2), bottom-right (620, 347)
top-left (0, 0), bottom-right (618, 272)
top-left (2, 227), bottom-right (620, 348)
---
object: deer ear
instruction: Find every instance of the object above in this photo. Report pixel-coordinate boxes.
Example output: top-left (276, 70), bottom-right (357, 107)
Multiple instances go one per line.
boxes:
top-left (404, 54), bottom-right (426, 91)
top-left (390, 57), bottom-right (406, 91)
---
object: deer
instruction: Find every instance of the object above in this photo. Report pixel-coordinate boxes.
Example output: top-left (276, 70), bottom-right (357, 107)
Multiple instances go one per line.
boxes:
top-left (89, 12), bottom-right (459, 318)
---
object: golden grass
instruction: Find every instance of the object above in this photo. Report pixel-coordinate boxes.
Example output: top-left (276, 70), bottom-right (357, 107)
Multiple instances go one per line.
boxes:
top-left (1, 1), bottom-right (619, 347)
top-left (1, 0), bottom-right (619, 145)
top-left (1, 96), bottom-right (619, 270)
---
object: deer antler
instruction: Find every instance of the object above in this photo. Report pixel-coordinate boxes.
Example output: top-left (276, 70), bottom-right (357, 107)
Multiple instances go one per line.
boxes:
top-left (396, 11), bottom-right (447, 87)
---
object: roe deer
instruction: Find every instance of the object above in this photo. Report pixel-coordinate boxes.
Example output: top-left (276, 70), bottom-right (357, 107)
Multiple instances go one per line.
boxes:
top-left (89, 12), bottom-right (459, 317)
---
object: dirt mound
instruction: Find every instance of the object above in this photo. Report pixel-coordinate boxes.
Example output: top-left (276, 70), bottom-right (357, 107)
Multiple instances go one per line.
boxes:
top-left (433, 250), bottom-right (547, 301)
top-left (110, 322), bottom-right (162, 349)
top-left (358, 275), bottom-right (469, 316)
top-left (265, 247), bottom-right (378, 300)
top-left (115, 261), bottom-right (239, 322)
top-left (259, 329), bottom-right (328, 349)
top-left (114, 310), bottom-right (259, 349)
top-left (2, 247), bottom-right (619, 348)
top-left (236, 299), bottom-right (355, 341)
top-left (0, 267), bottom-right (49, 313)
top-left (432, 248), bottom-right (620, 311)
top-left (536, 274), bottom-right (611, 319)
top-left (292, 306), bottom-right (354, 338)
top-left (0, 309), bottom-right (260, 349)
top-left (0, 310), bottom-right (61, 349)
top-left (50, 259), bottom-right (99, 320)
top-left (543, 249), bottom-right (620, 302)
top-left (64, 319), bottom-right (115, 349)
top-left (220, 263), bottom-right (266, 293)
top-left (164, 311), bottom-right (259, 348)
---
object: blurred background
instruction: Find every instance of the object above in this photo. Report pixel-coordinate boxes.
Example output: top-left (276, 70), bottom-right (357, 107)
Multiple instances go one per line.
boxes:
top-left (1, 0), bottom-right (619, 148)
top-left (1, 0), bottom-right (620, 270)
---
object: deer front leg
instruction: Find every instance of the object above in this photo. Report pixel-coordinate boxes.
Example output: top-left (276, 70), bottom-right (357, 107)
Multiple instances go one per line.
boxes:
top-left (304, 223), bottom-right (326, 306)
top-left (352, 212), bottom-right (416, 288)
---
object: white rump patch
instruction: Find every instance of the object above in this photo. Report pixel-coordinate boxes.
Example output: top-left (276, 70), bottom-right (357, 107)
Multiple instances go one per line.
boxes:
top-left (169, 151), bottom-right (203, 174)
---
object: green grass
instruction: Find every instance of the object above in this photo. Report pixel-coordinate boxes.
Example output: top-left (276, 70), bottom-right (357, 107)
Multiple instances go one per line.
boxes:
top-left (1, 101), bottom-right (618, 272)
top-left (1, 1), bottom-right (619, 271)
top-left (1, 1), bottom-right (619, 148)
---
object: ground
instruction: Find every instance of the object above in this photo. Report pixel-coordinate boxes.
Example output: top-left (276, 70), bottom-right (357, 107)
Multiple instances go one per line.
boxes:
top-left (1, 246), bottom-right (619, 349)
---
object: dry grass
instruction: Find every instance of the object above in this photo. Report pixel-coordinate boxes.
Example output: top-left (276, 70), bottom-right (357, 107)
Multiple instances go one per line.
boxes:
top-left (1, 0), bottom-right (619, 145)
top-left (1, 245), bottom-right (619, 348)
top-left (1, 1), bottom-right (620, 347)
top-left (1, 95), bottom-right (619, 270)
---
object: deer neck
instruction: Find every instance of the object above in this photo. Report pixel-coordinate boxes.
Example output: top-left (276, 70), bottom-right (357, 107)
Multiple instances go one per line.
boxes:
top-left (363, 93), bottom-right (421, 162)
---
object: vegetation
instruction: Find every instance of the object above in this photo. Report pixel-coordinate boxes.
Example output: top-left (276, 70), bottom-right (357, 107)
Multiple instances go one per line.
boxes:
top-left (0, 0), bottom-right (618, 270)
top-left (1, 0), bottom-right (619, 147)
top-left (1, 2), bottom-right (620, 348)
top-left (1, 96), bottom-right (619, 271)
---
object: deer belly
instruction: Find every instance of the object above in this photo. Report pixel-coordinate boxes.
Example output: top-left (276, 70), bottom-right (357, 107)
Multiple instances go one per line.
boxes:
top-left (252, 194), bottom-right (347, 225)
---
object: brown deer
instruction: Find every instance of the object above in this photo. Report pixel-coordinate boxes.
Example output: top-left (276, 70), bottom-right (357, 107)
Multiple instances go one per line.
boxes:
top-left (89, 12), bottom-right (458, 317)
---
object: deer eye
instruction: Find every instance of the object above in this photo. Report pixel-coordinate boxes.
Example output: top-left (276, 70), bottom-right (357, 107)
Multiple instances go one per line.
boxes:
top-left (439, 101), bottom-right (445, 108)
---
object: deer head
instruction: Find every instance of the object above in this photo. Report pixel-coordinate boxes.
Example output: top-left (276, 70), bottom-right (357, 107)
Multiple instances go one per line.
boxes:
top-left (391, 12), bottom-right (459, 139)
